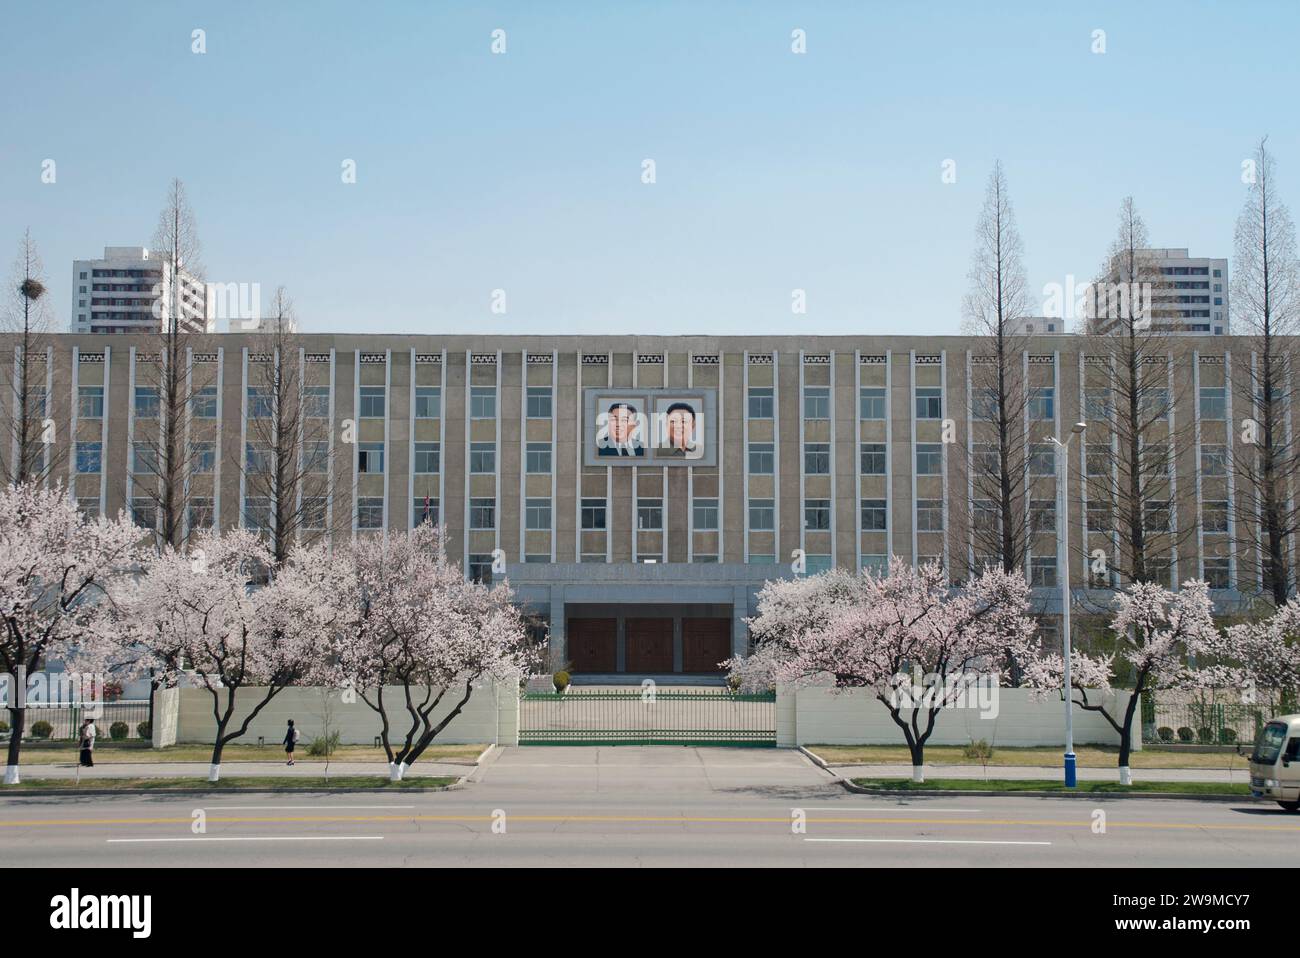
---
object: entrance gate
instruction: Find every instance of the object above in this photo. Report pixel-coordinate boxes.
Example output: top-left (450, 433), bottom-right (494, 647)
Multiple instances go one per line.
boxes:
top-left (519, 688), bottom-right (776, 746)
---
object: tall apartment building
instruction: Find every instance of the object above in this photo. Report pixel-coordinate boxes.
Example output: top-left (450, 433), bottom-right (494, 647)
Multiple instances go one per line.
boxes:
top-left (1090, 247), bottom-right (1229, 336)
top-left (4, 331), bottom-right (1270, 676)
top-left (70, 246), bottom-right (211, 335)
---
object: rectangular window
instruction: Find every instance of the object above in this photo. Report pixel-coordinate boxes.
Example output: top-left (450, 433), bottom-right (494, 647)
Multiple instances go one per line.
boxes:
top-left (1086, 443), bottom-right (1110, 477)
top-left (468, 554), bottom-right (494, 584)
top-left (637, 498), bottom-right (663, 531)
top-left (303, 386), bottom-right (329, 419)
top-left (358, 442), bottom-right (385, 474)
top-left (191, 386), bottom-right (217, 419)
top-left (805, 554), bottom-right (832, 575)
top-left (1199, 386), bottom-right (1226, 421)
top-left (1030, 499), bottom-right (1056, 533)
top-left (804, 442), bottom-right (830, 475)
top-left (860, 498), bottom-right (886, 531)
top-left (859, 387), bottom-right (886, 420)
top-left (356, 497), bottom-right (383, 529)
top-left (971, 388), bottom-right (998, 422)
top-left (131, 442), bottom-right (157, 475)
top-left (1203, 556), bottom-right (1230, 589)
top-left (915, 387), bottom-right (942, 419)
top-left (134, 386), bottom-right (160, 419)
top-left (1141, 442), bottom-right (1171, 480)
top-left (804, 387), bottom-right (830, 420)
top-left (188, 497), bottom-right (214, 531)
top-left (191, 440), bottom-right (216, 474)
top-left (78, 386), bottom-right (104, 419)
top-left (1084, 388), bottom-right (1111, 421)
top-left (247, 387), bottom-right (273, 419)
top-left (916, 442), bottom-right (942, 476)
top-left (749, 498), bottom-right (775, 531)
top-left (581, 498), bottom-right (607, 531)
top-left (860, 442), bottom-right (887, 475)
top-left (525, 497), bottom-right (552, 531)
top-left (412, 496), bottom-right (439, 527)
top-left (526, 387), bottom-right (552, 419)
top-left (470, 497), bottom-right (496, 530)
top-left (748, 553), bottom-right (776, 565)
top-left (358, 386), bottom-right (385, 419)
top-left (1029, 387), bottom-right (1054, 422)
top-left (303, 439), bottom-right (328, 474)
top-left (525, 554), bottom-right (551, 564)
top-left (244, 496), bottom-right (272, 531)
top-left (1140, 388), bottom-right (1171, 423)
top-left (1087, 500), bottom-right (1112, 533)
top-left (414, 442), bottom-right (440, 474)
top-left (414, 387), bottom-right (441, 420)
top-left (1029, 444), bottom-right (1056, 476)
top-left (470, 386), bottom-right (496, 420)
top-left (973, 500), bottom-right (998, 533)
top-left (748, 387), bottom-right (774, 420)
top-left (130, 497), bottom-right (156, 529)
top-left (302, 496), bottom-right (327, 531)
top-left (470, 442), bottom-right (496, 474)
top-left (916, 499), bottom-right (944, 531)
top-left (245, 442), bottom-right (272, 475)
top-left (526, 442), bottom-right (552, 474)
top-left (749, 442), bottom-right (775, 475)
top-left (693, 498), bottom-right (719, 531)
top-left (1202, 500), bottom-right (1229, 533)
top-left (1030, 556), bottom-right (1057, 587)
top-left (1201, 444), bottom-right (1228, 476)
top-left (973, 442), bottom-right (999, 475)
top-left (861, 554), bottom-right (888, 575)
top-left (804, 499), bottom-right (831, 531)
top-left (76, 441), bottom-right (102, 474)
top-left (1143, 501), bottom-right (1171, 533)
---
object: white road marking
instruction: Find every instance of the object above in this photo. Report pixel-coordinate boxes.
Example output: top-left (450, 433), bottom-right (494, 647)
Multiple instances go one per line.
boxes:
top-left (806, 838), bottom-right (1050, 846)
top-left (210, 805), bottom-right (416, 810)
top-left (107, 836), bottom-right (385, 843)
top-left (808, 807), bottom-right (983, 813)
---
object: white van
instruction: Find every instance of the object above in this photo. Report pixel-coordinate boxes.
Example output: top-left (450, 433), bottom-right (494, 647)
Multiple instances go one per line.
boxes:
top-left (1248, 716), bottom-right (1300, 811)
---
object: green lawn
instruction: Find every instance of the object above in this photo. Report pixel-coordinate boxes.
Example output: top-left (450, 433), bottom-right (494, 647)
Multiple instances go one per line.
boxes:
top-left (851, 777), bottom-right (1254, 795)
top-left (5, 775), bottom-right (458, 791)
top-left (9, 743), bottom-right (486, 765)
top-left (810, 744), bottom-right (1249, 769)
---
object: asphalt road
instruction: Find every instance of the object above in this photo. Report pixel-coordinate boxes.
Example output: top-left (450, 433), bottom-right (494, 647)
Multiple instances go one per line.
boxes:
top-left (2, 747), bottom-right (1297, 867)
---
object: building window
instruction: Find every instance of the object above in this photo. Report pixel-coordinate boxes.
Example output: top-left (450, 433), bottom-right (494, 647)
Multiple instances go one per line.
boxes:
top-left (1087, 500), bottom-right (1112, 533)
top-left (694, 554), bottom-right (718, 564)
top-left (804, 499), bottom-right (831, 531)
top-left (415, 387), bottom-right (441, 419)
top-left (749, 498), bottom-right (775, 531)
top-left (470, 386), bottom-right (496, 420)
top-left (1085, 443), bottom-right (1110, 477)
top-left (637, 498), bottom-right (663, 531)
top-left (525, 554), bottom-right (551, 564)
top-left (191, 440), bottom-right (216, 474)
top-left (1203, 556), bottom-right (1230, 589)
top-left (303, 386), bottom-right (329, 419)
top-left (860, 498), bottom-right (886, 531)
top-left (75, 441), bottom-right (102, 474)
top-left (1141, 442), bottom-right (1171, 480)
top-left (973, 500), bottom-right (998, 533)
top-left (468, 554), bottom-right (494, 583)
top-left (525, 498), bottom-right (552, 531)
top-left (244, 496), bottom-right (272, 531)
top-left (1200, 444), bottom-right (1228, 476)
top-left (748, 553), bottom-right (776, 565)
top-left (412, 496), bottom-right (439, 527)
top-left (1199, 386), bottom-right (1226, 420)
top-left (131, 497), bottom-right (157, 529)
top-left (188, 497), bottom-right (214, 531)
top-left (859, 387), bottom-right (886, 420)
top-left (303, 440), bottom-right (328, 474)
top-left (971, 388), bottom-right (997, 422)
top-left (804, 554), bottom-right (832, 575)
top-left (804, 387), bottom-right (830, 420)
top-left (414, 442), bottom-right (440, 474)
top-left (470, 498), bottom-right (496, 530)
top-left (526, 387), bottom-right (552, 419)
top-left (915, 387), bottom-right (942, 419)
top-left (1202, 500), bottom-right (1229, 533)
top-left (861, 554), bottom-right (888, 575)
top-left (526, 442), bottom-right (551, 474)
top-left (973, 443), bottom-right (999, 475)
top-left (78, 386), bottom-right (104, 419)
top-left (76, 497), bottom-right (100, 520)
top-left (1030, 499), bottom-right (1056, 533)
top-left (581, 498), bottom-right (607, 530)
top-left (916, 499), bottom-right (944, 531)
top-left (1143, 501), bottom-right (1170, 533)
top-left (1029, 387), bottom-right (1054, 422)
top-left (302, 496), bottom-right (327, 531)
top-left (248, 387), bottom-right (273, 419)
top-left (134, 386), bottom-right (160, 419)
top-left (804, 442), bottom-right (830, 475)
top-left (132, 442), bottom-right (157, 475)
top-left (1084, 388), bottom-right (1111, 421)
top-left (748, 442), bottom-right (775, 475)
top-left (748, 387), bottom-right (774, 420)
top-left (693, 498), bottom-right (719, 531)
top-left (581, 553), bottom-right (607, 563)
top-left (1140, 388), bottom-right (1171, 422)
top-left (358, 386), bottom-right (385, 419)
top-left (191, 386), bottom-right (217, 419)
top-left (358, 442), bottom-right (385, 474)
top-left (860, 442), bottom-right (887, 475)
top-left (1030, 556), bottom-right (1057, 587)
top-left (469, 442), bottom-right (496, 474)
top-left (245, 442), bottom-right (272, 475)
top-left (915, 443), bottom-right (942, 475)
top-left (1028, 444), bottom-right (1056, 476)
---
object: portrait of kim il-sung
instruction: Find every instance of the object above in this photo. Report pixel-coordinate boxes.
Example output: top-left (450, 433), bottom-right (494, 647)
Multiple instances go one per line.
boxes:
top-left (596, 399), bottom-right (647, 457)
top-left (654, 398), bottom-right (703, 460)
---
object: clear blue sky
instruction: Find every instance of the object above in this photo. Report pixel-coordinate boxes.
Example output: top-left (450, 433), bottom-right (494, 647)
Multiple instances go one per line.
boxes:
top-left (2, 0), bottom-right (1296, 336)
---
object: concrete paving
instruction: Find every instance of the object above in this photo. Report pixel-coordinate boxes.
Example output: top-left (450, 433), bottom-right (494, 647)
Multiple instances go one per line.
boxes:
top-left (10, 760), bottom-right (469, 781)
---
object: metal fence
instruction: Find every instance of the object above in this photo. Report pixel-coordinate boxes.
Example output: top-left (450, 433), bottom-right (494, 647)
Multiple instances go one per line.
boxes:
top-left (1, 701), bottom-right (151, 742)
top-left (1150, 701), bottom-right (1271, 746)
top-left (520, 688), bottom-right (776, 746)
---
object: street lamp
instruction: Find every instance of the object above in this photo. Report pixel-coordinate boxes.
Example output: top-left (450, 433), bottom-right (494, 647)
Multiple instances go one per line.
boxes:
top-left (1049, 421), bottom-right (1087, 788)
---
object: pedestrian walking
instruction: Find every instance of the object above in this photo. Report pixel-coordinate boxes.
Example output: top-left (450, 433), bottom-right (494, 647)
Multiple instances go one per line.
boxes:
top-left (78, 718), bottom-right (96, 768)
top-left (284, 719), bottom-right (299, 766)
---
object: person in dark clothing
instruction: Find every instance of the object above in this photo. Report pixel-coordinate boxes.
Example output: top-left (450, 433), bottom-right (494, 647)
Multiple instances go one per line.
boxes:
top-left (284, 719), bottom-right (299, 766)
top-left (78, 719), bottom-right (96, 767)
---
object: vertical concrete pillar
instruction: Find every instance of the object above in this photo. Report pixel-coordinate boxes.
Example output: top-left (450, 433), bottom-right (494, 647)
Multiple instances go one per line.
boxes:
top-left (616, 616), bottom-right (627, 673)
top-left (731, 584), bottom-right (749, 657)
top-left (672, 616), bottom-right (683, 673)
top-left (548, 586), bottom-right (566, 672)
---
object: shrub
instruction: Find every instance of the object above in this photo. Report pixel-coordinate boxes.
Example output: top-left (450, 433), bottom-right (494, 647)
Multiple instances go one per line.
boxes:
top-left (553, 670), bottom-right (571, 692)
top-left (30, 720), bottom-right (53, 739)
top-left (137, 721), bottom-right (151, 740)
top-left (109, 721), bottom-right (129, 741)
top-left (1157, 726), bottom-right (1175, 743)
top-left (1177, 727), bottom-right (1195, 743)
top-left (308, 731), bottom-right (341, 757)
top-left (962, 739), bottom-right (994, 762)
top-left (0, 720), bottom-right (9, 734)
top-left (1197, 726), bottom-right (1216, 745)
top-left (1218, 727), bottom-right (1238, 745)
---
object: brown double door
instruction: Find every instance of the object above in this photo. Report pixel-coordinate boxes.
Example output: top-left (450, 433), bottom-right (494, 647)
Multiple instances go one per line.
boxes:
top-left (624, 618), bottom-right (674, 673)
top-left (567, 618), bottom-right (616, 673)
top-left (682, 618), bottom-right (731, 673)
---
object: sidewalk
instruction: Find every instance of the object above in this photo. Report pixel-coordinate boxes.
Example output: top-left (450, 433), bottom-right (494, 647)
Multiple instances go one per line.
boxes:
top-left (9, 761), bottom-right (468, 781)
top-left (829, 762), bottom-right (1253, 783)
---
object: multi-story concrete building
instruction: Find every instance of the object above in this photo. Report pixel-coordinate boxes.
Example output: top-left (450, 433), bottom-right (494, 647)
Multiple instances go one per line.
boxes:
top-left (1090, 247), bottom-right (1230, 336)
top-left (4, 332), bottom-right (1275, 677)
top-left (71, 247), bottom-right (211, 335)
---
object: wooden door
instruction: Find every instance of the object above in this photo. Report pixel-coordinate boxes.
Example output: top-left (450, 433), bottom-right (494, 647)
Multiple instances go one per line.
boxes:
top-left (681, 618), bottom-right (731, 673)
top-left (624, 617), bottom-right (674, 673)
top-left (567, 618), bottom-right (616, 673)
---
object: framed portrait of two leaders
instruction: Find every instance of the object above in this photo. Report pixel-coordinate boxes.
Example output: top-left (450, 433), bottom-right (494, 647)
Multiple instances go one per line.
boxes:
top-left (582, 388), bottom-right (717, 467)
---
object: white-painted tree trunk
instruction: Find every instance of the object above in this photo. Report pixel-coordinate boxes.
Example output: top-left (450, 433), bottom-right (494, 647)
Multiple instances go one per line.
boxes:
top-left (1119, 766), bottom-right (1132, 786)
top-left (912, 765), bottom-right (924, 783)
top-left (389, 761), bottom-right (408, 782)
top-left (3, 766), bottom-right (19, 785)
top-left (208, 764), bottom-right (221, 783)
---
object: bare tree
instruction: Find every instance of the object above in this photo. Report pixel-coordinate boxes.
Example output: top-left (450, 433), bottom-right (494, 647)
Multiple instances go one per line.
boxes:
top-left (1232, 137), bottom-right (1300, 606)
top-left (960, 162), bottom-right (1035, 576)
top-left (2, 230), bottom-right (62, 484)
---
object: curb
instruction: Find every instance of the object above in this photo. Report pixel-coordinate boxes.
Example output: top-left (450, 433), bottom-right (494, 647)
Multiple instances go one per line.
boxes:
top-left (0, 780), bottom-right (465, 798)
top-left (836, 778), bottom-right (1255, 803)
